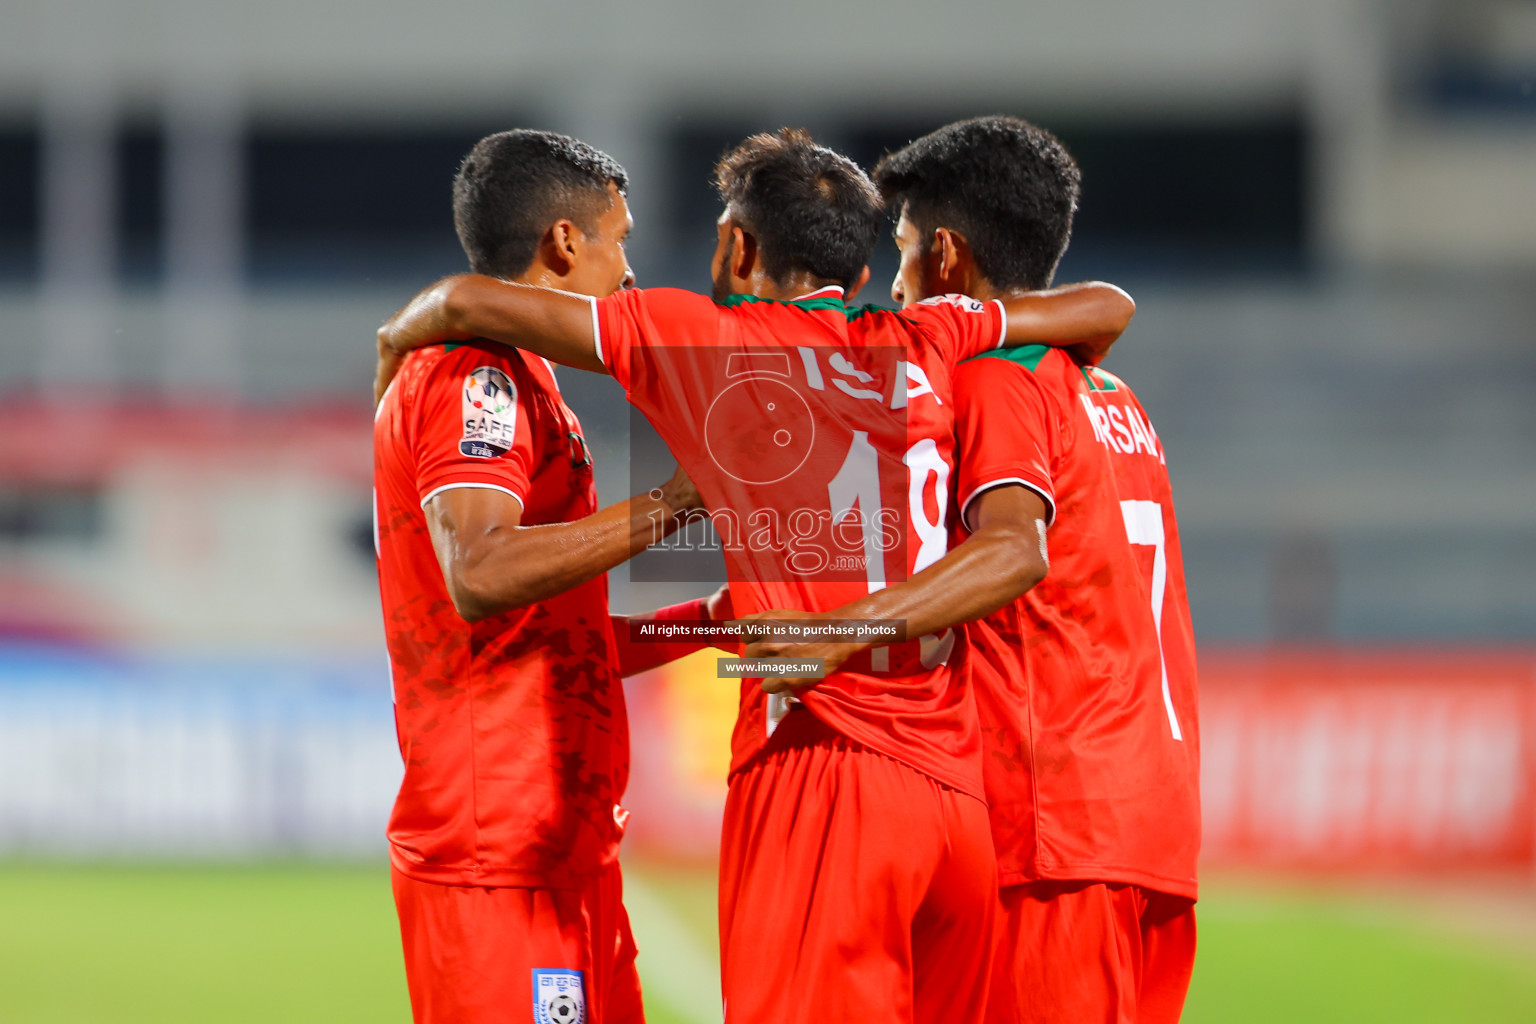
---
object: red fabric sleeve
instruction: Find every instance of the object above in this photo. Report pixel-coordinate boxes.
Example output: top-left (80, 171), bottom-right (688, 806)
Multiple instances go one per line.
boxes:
top-left (901, 294), bottom-right (1007, 365)
top-left (410, 346), bottom-right (535, 510)
top-left (593, 287), bottom-right (725, 393)
top-left (609, 597), bottom-right (728, 677)
top-left (952, 358), bottom-right (1059, 532)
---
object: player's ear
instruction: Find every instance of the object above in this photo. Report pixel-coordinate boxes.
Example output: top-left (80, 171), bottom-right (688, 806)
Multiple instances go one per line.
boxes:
top-left (730, 225), bottom-right (756, 281)
top-left (934, 227), bottom-right (968, 285)
top-left (845, 265), bottom-right (871, 302)
top-left (543, 220), bottom-right (580, 276)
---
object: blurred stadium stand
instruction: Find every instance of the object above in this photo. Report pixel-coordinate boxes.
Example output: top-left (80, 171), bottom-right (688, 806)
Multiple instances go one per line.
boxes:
top-left (0, 0), bottom-right (1531, 865)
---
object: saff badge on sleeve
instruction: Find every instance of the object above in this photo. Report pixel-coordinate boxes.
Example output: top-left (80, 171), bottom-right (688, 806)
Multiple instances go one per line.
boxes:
top-left (461, 366), bottom-right (518, 458)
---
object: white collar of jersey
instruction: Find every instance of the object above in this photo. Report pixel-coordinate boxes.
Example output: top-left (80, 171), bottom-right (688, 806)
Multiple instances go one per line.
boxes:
top-left (790, 285), bottom-right (845, 301)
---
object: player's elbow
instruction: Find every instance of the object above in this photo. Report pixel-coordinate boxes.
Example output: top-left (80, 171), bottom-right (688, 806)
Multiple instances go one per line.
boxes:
top-left (439, 276), bottom-right (477, 336)
top-left (1112, 287), bottom-right (1136, 333)
top-left (1094, 282), bottom-right (1136, 334)
top-left (1023, 556), bottom-right (1049, 592)
top-left (445, 577), bottom-right (497, 623)
top-left (1013, 546), bottom-right (1049, 595)
top-left (445, 566), bottom-right (531, 623)
top-left (996, 526), bottom-right (1049, 598)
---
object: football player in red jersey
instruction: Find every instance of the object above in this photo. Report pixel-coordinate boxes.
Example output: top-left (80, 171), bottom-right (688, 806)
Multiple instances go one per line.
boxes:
top-left (869, 117), bottom-right (1200, 1023)
top-left (374, 128), bottom-right (1135, 1024)
top-left (375, 130), bottom-right (726, 1024)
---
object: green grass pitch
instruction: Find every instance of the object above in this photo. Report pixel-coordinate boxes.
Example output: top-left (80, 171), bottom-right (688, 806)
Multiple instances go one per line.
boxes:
top-left (1, 862), bottom-right (1533, 1023)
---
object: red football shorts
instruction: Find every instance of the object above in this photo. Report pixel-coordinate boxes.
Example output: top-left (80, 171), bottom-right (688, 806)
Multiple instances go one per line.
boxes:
top-left (719, 708), bottom-right (997, 1024)
top-left (987, 880), bottom-right (1196, 1024)
top-left (391, 861), bottom-right (643, 1024)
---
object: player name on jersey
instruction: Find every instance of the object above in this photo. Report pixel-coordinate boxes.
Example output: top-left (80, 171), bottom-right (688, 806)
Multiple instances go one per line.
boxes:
top-left (1077, 367), bottom-right (1164, 463)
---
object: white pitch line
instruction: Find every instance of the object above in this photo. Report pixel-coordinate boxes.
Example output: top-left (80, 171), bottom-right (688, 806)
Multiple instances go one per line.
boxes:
top-left (624, 874), bottom-right (723, 1024)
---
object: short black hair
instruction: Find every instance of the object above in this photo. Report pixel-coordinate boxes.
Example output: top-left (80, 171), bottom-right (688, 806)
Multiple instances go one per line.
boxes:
top-left (452, 129), bottom-right (628, 278)
top-left (714, 128), bottom-right (882, 290)
top-left (874, 116), bottom-right (1081, 291)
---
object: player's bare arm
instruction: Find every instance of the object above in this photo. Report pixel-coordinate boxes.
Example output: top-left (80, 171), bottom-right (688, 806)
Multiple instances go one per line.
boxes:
top-left (744, 484), bottom-right (1049, 693)
top-left (427, 465), bottom-right (701, 622)
top-left (376, 275), bottom-right (603, 402)
top-left (1000, 281), bottom-right (1135, 363)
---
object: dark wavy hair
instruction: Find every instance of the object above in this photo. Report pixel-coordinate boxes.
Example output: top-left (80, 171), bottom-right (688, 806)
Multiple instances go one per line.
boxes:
top-left (714, 128), bottom-right (883, 290)
top-left (453, 129), bottom-right (628, 278)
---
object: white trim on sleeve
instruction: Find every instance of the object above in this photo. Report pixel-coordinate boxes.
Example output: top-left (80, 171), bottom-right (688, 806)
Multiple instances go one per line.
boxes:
top-left (588, 295), bottom-right (603, 366)
top-left (420, 482), bottom-right (525, 513)
top-left (960, 477), bottom-right (1056, 533)
top-left (992, 298), bottom-right (1008, 349)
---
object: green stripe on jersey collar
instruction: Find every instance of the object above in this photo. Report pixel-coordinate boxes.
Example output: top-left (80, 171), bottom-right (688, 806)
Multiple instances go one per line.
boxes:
top-left (718, 293), bottom-right (845, 313)
top-left (966, 343), bottom-right (1052, 372)
top-left (718, 293), bottom-right (886, 321)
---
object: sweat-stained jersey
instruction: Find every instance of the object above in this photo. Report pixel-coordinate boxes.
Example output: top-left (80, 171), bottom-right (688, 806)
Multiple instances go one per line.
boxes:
top-left (373, 340), bottom-right (627, 889)
top-left (592, 285), bottom-right (1007, 799)
top-left (952, 346), bottom-right (1200, 899)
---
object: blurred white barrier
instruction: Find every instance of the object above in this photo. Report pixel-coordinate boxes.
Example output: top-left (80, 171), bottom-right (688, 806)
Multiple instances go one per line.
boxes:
top-left (1200, 650), bottom-right (1536, 871)
top-left (0, 650), bottom-right (400, 856)
top-left (6, 645), bottom-right (1535, 872)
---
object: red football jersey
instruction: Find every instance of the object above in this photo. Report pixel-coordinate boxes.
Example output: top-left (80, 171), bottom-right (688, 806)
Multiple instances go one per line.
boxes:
top-left (593, 285), bottom-right (1006, 798)
top-left (374, 340), bottom-right (627, 889)
top-left (952, 345), bottom-right (1200, 898)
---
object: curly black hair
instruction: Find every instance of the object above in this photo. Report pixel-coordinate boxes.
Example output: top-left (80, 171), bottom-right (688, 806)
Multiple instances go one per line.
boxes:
top-left (874, 116), bottom-right (1080, 291)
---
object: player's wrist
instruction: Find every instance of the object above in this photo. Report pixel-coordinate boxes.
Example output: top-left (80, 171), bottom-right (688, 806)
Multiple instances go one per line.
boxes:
top-left (655, 476), bottom-right (703, 520)
top-left (825, 640), bottom-right (864, 670)
top-left (651, 597), bottom-right (707, 623)
top-left (702, 584), bottom-right (732, 622)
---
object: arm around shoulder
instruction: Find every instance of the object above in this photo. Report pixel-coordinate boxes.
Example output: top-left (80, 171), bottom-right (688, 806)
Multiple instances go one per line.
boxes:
top-left (1001, 281), bottom-right (1135, 363)
top-left (378, 274), bottom-right (607, 385)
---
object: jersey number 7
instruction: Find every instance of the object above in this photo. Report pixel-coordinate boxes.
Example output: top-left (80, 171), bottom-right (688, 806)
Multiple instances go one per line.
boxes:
top-left (1120, 499), bottom-right (1184, 741)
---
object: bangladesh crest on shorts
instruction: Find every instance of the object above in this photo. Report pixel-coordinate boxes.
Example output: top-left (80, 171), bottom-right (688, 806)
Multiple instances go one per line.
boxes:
top-left (460, 366), bottom-right (518, 458)
top-left (532, 969), bottom-right (585, 1024)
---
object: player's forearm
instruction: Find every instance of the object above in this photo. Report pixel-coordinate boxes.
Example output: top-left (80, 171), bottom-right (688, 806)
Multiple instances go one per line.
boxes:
top-left (745, 488), bottom-right (1049, 691)
top-left (453, 486), bottom-right (692, 620)
top-left (376, 275), bottom-right (606, 389)
top-left (830, 523), bottom-right (1047, 651)
top-left (380, 277), bottom-right (475, 349)
top-left (441, 275), bottom-right (607, 374)
top-left (1001, 281), bottom-right (1134, 363)
top-left (745, 522), bottom-right (1047, 695)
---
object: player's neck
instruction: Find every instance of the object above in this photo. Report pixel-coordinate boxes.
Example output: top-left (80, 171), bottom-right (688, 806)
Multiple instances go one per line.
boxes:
top-left (748, 271), bottom-right (845, 303)
top-left (516, 264), bottom-right (582, 293)
top-left (953, 272), bottom-right (1007, 303)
